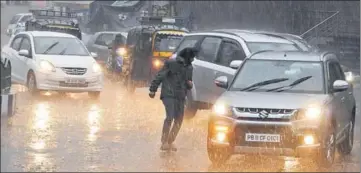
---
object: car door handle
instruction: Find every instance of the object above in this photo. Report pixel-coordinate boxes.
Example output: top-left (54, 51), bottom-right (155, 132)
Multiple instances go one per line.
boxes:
top-left (341, 97), bottom-right (345, 102)
top-left (348, 92), bottom-right (353, 95)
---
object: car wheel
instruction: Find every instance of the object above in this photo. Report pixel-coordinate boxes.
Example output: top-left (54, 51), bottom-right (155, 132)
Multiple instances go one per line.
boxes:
top-left (27, 72), bottom-right (40, 96)
top-left (207, 146), bottom-right (232, 166)
top-left (88, 91), bottom-right (100, 99)
top-left (338, 119), bottom-right (354, 155)
top-left (184, 92), bottom-right (198, 119)
top-left (315, 124), bottom-right (336, 168)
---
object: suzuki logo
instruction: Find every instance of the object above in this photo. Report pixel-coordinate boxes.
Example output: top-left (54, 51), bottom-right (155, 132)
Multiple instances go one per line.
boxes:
top-left (258, 110), bottom-right (269, 119)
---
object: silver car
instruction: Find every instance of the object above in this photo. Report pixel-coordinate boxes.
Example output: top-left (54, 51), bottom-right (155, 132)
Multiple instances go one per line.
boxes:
top-left (173, 30), bottom-right (304, 118)
top-left (208, 51), bottom-right (356, 167)
top-left (86, 31), bottom-right (127, 65)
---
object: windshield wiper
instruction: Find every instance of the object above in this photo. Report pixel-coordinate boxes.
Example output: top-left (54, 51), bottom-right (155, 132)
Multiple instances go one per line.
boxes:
top-left (266, 76), bottom-right (313, 92)
top-left (240, 78), bottom-right (289, 92)
top-left (59, 47), bottom-right (67, 55)
top-left (43, 42), bottom-right (59, 54)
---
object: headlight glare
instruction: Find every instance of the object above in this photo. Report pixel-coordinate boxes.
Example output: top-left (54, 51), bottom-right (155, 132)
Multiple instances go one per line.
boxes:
top-left (152, 59), bottom-right (163, 69)
top-left (116, 47), bottom-right (127, 56)
top-left (212, 103), bottom-right (231, 116)
top-left (92, 63), bottom-right (101, 73)
top-left (304, 107), bottom-right (321, 119)
top-left (345, 72), bottom-right (354, 82)
top-left (39, 60), bottom-right (56, 72)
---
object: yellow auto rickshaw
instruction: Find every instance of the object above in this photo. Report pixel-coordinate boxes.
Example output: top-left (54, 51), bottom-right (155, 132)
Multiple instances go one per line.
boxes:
top-left (122, 16), bottom-right (189, 93)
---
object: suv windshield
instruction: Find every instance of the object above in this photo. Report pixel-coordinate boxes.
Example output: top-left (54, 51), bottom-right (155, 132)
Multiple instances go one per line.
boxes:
top-left (154, 34), bottom-right (183, 52)
top-left (247, 42), bottom-right (300, 53)
top-left (230, 59), bottom-right (325, 94)
top-left (34, 37), bottom-right (89, 56)
top-left (9, 15), bottom-right (21, 24)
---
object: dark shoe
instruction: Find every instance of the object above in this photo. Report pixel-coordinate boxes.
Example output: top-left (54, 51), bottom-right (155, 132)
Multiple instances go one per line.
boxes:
top-left (169, 143), bottom-right (177, 151)
top-left (160, 143), bottom-right (170, 151)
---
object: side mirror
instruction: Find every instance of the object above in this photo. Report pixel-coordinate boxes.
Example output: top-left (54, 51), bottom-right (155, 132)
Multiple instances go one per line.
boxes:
top-left (332, 80), bottom-right (349, 92)
top-left (214, 76), bottom-right (228, 89)
top-left (90, 52), bottom-right (98, 59)
top-left (229, 60), bottom-right (243, 69)
top-left (18, 49), bottom-right (30, 58)
top-left (344, 71), bottom-right (354, 83)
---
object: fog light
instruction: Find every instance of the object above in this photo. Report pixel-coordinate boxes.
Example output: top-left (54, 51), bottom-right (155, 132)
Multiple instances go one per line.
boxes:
top-left (216, 132), bottom-right (227, 142)
top-left (304, 135), bottom-right (315, 145)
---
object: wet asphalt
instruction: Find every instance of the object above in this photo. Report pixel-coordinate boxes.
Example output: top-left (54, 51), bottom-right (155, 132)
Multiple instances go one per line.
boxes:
top-left (1, 4), bottom-right (360, 172)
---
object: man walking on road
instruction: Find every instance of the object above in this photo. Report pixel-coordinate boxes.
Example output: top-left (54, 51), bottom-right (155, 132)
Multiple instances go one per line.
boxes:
top-left (149, 47), bottom-right (197, 151)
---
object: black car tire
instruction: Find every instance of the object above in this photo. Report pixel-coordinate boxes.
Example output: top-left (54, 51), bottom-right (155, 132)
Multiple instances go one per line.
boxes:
top-left (207, 147), bottom-right (232, 165)
top-left (88, 91), bottom-right (100, 99)
top-left (184, 92), bottom-right (198, 119)
top-left (315, 123), bottom-right (336, 168)
top-left (27, 72), bottom-right (40, 96)
top-left (338, 119), bottom-right (354, 155)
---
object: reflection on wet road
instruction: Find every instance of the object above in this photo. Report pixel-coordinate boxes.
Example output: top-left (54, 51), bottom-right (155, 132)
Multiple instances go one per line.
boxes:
top-left (1, 81), bottom-right (360, 172)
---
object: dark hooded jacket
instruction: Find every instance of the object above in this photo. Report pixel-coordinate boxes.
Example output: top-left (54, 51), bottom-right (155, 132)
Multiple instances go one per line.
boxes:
top-left (149, 48), bottom-right (196, 100)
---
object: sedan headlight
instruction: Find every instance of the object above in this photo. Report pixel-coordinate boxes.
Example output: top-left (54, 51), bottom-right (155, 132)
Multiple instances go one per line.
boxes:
top-left (39, 60), bottom-right (56, 72)
top-left (212, 103), bottom-right (232, 116)
top-left (92, 62), bottom-right (102, 73)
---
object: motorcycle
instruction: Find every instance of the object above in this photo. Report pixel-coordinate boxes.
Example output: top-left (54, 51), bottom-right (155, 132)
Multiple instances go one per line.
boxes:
top-left (106, 47), bottom-right (127, 82)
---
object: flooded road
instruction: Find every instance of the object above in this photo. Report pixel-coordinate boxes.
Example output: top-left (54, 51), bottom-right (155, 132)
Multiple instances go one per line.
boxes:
top-left (1, 4), bottom-right (360, 172)
top-left (1, 81), bottom-right (360, 172)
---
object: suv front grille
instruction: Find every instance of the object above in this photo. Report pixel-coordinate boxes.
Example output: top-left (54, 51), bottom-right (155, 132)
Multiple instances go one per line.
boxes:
top-left (235, 107), bottom-right (296, 122)
top-left (61, 68), bottom-right (87, 75)
top-left (236, 107), bottom-right (295, 114)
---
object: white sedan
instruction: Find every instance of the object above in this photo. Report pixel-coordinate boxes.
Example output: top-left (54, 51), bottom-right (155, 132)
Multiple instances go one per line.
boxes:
top-left (2, 31), bottom-right (104, 98)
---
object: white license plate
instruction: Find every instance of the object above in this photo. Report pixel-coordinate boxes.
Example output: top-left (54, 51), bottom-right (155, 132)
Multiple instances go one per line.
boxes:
top-left (65, 78), bottom-right (85, 84)
top-left (245, 133), bottom-right (280, 143)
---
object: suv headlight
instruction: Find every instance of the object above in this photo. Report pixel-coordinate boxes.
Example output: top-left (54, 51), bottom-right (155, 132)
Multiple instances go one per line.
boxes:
top-left (296, 106), bottom-right (322, 120)
top-left (39, 60), bottom-right (56, 72)
top-left (92, 62), bottom-right (101, 73)
top-left (212, 103), bottom-right (232, 116)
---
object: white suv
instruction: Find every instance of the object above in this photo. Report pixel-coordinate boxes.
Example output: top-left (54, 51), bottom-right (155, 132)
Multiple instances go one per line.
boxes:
top-left (2, 31), bottom-right (103, 97)
top-left (172, 30), bottom-right (304, 118)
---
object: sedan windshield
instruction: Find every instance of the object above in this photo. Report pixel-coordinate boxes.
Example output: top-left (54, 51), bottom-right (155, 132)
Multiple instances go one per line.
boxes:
top-left (34, 37), bottom-right (89, 56)
top-left (230, 59), bottom-right (325, 94)
top-left (247, 42), bottom-right (300, 53)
